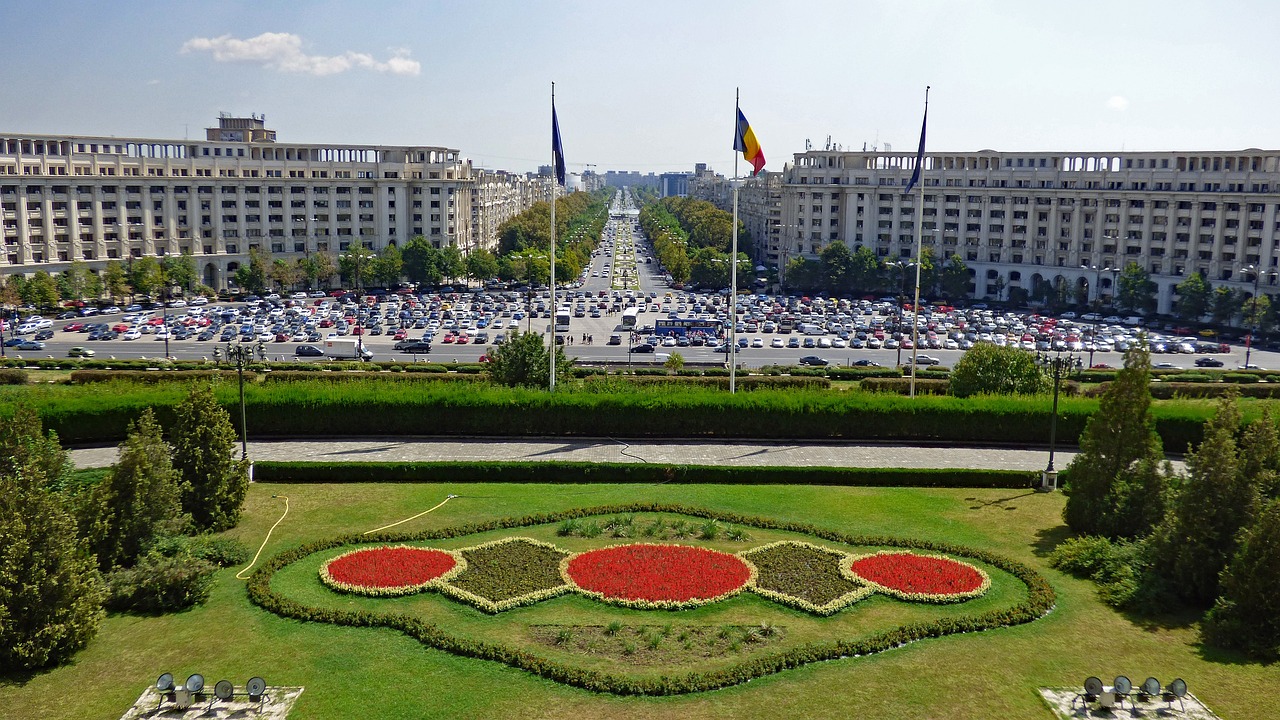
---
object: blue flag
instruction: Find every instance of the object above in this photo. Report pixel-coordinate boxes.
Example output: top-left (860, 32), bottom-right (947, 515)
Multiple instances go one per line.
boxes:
top-left (905, 99), bottom-right (928, 195)
top-left (552, 103), bottom-right (566, 187)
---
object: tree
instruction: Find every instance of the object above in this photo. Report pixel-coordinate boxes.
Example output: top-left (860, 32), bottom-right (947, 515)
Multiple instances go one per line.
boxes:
top-left (1152, 395), bottom-right (1261, 606)
top-left (56, 261), bottom-right (94, 301)
top-left (369, 244), bottom-right (403, 288)
top-left (484, 328), bottom-right (571, 388)
top-left (268, 258), bottom-right (299, 291)
top-left (1116, 262), bottom-right (1156, 315)
top-left (1202, 498), bottom-right (1280, 660)
top-left (849, 246), bottom-right (882, 295)
top-left (1241, 409), bottom-right (1280, 501)
top-left (465, 248), bottom-right (500, 287)
top-left (948, 343), bottom-right (1048, 398)
top-left (234, 247), bottom-right (269, 295)
top-left (783, 257), bottom-right (822, 293)
top-left (102, 260), bottom-right (130, 303)
top-left (84, 409), bottom-right (185, 572)
top-left (20, 270), bottom-right (59, 309)
top-left (161, 253), bottom-right (197, 293)
top-left (1243, 294), bottom-right (1272, 334)
top-left (939, 255), bottom-right (971, 301)
top-left (819, 243), bottom-right (856, 296)
top-left (664, 352), bottom-right (685, 373)
top-left (438, 245), bottom-right (464, 284)
top-left (0, 407), bottom-right (105, 670)
top-left (1061, 344), bottom-right (1170, 539)
top-left (1175, 272), bottom-right (1211, 323)
top-left (169, 384), bottom-right (249, 532)
top-left (402, 236), bottom-right (442, 287)
top-left (129, 256), bottom-right (164, 299)
top-left (1210, 285), bottom-right (1242, 325)
top-left (300, 251), bottom-right (337, 290)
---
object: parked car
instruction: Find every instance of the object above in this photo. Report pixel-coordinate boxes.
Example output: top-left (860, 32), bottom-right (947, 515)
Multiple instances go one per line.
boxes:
top-left (798, 355), bottom-right (829, 366)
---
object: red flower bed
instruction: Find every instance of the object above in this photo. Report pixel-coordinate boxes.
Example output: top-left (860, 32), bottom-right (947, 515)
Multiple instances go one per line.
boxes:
top-left (563, 544), bottom-right (753, 608)
top-left (322, 546), bottom-right (459, 596)
top-left (845, 552), bottom-right (987, 600)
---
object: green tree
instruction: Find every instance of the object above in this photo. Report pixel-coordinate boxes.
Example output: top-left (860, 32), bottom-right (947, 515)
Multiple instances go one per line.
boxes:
top-left (369, 244), bottom-right (404, 287)
top-left (1175, 272), bottom-right (1211, 323)
top-left (1243, 293), bottom-right (1272, 334)
top-left (1116, 262), bottom-right (1155, 315)
top-left (1061, 344), bottom-right (1169, 539)
top-left (401, 236), bottom-right (442, 287)
top-left (21, 270), bottom-right (59, 309)
top-left (56, 261), bottom-right (94, 301)
top-left (234, 247), bottom-right (270, 295)
top-left (948, 343), bottom-right (1048, 398)
top-left (303, 251), bottom-right (337, 289)
top-left (0, 407), bottom-right (105, 670)
top-left (129, 256), bottom-right (164, 299)
top-left (1210, 285), bottom-right (1241, 325)
top-left (849, 246), bottom-right (882, 295)
top-left (438, 245), bottom-right (464, 284)
top-left (783, 257), bottom-right (822, 293)
top-left (819, 242), bottom-right (856, 296)
top-left (337, 241), bottom-right (375, 290)
top-left (102, 260), bottom-right (130, 302)
top-left (664, 352), bottom-right (685, 373)
top-left (484, 328), bottom-right (571, 388)
top-left (1241, 409), bottom-right (1280, 501)
top-left (161, 253), bottom-right (197, 292)
top-left (268, 258), bottom-right (299, 291)
top-left (465, 248), bottom-right (500, 287)
top-left (85, 409), bottom-right (184, 572)
top-left (939, 254), bottom-right (971, 301)
top-left (1153, 394), bottom-right (1261, 606)
top-left (169, 384), bottom-right (249, 532)
top-left (1202, 498), bottom-right (1280, 660)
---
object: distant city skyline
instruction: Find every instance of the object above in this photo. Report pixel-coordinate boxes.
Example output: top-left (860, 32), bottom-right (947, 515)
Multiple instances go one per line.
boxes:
top-left (3, 0), bottom-right (1279, 175)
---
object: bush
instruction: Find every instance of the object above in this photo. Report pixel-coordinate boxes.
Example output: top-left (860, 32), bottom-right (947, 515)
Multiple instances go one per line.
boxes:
top-left (859, 377), bottom-right (950, 395)
top-left (0, 368), bottom-right (27, 385)
top-left (949, 343), bottom-right (1048, 398)
top-left (1222, 373), bottom-right (1262, 384)
top-left (1202, 499), bottom-right (1280, 660)
top-left (150, 534), bottom-right (251, 568)
top-left (1049, 535), bottom-right (1145, 608)
top-left (105, 551), bottom-right (217, 613)
top-left (69, 369), bottom-right (252, 384)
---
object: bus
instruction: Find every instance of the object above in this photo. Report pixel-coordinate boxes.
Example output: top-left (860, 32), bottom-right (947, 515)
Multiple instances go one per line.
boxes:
top-left (620, 306), bottom-right (639, 330)
top-left (554, 309), bottom-right (572, 333)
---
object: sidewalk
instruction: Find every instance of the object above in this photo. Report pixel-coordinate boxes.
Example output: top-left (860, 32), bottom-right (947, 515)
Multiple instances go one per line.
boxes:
top-left (69, 438), bottom-right (1089, 472)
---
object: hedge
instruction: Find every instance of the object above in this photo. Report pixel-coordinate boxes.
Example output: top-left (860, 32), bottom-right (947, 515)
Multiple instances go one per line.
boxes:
top-left (1145, 382), bottom-right (1280, 400)
top-left (251, 461), bottom-right (1037, 489)
top-left (859, 377), bottom-right (951, 395)
top-left (261, 370), bottom-right (485, 384)
top-left (0, 368), bottom-right (27, 385)
top-left (582, 375), bottom-right (831, 391)
top-left (69, 369), bottom-right (253, 384)
top-left (246, 503), bottom-right (1056, 696)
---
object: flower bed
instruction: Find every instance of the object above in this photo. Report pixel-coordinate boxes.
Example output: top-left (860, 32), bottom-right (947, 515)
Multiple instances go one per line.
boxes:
top-left (844, 551), bottom-right (990, 602)
top-left (440, 537), bottom-right (571, 613)
top-left (320, 545), bottom-right (464, 597)
top-left (561, 543), bottom-right (756, 609)
top-left (740, 541), bottom-right (873, 615)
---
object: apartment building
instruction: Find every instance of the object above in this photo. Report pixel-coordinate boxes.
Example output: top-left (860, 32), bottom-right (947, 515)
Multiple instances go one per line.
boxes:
top-left (781, 149), bottom-right (1280, 314)
top-left (0, 115), bottom-right (548, 289)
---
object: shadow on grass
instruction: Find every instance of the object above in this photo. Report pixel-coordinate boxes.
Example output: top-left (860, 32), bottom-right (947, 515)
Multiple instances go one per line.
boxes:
top-left (1120, 605), bottom-right (1201, 633)
top-left (1031, 525), bottom-right (1074, 559)
top-left (1194, 638), bottom-right (1278, 667)
top-left (964, 490), bottom-right (1037, 511)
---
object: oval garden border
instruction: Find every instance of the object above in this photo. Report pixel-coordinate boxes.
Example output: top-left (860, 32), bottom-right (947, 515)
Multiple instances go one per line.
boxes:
top-left (247, 502), bottom-right (1056, 696)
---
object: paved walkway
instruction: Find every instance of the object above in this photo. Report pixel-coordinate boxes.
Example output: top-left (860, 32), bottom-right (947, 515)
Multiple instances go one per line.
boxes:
top-left (70, 437), bottom-right (1093, 472)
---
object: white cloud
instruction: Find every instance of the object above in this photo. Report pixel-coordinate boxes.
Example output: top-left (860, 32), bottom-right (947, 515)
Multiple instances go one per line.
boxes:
top-left (180, 32), bottom-right (420, 76)
top-left (1106, 95), bottom-right (1129, 111)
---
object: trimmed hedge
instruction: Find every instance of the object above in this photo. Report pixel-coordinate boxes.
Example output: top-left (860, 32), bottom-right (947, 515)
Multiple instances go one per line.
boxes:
top-left (859, 377), bottom-right (951, 395)
top-left (0, 368), bottom-right (27, 385)
top-left (251, 461), bottom-right (1037, 489)
top-left (69, 369), bottom-right (253, 384)
top-left (261, 370), bottom-right (485, 383)
top-left (246, 503), bottom-right (1056, 696)
top-left (1146, 382), bottom-right (1280, 400)
top-left (582, 375), bottom-right (831, 390)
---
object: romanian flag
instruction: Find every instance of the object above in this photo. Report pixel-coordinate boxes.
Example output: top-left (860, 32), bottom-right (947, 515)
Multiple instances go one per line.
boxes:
top-left (734, 107), bottom-right (765, 176)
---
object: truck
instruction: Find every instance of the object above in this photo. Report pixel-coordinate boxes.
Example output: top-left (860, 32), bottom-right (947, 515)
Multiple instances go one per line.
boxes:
top-left (324, 338), bottom-right (373, 361)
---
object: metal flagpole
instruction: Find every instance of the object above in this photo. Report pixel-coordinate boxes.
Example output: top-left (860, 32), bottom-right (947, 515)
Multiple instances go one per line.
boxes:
top-left (909, 86), bottom-right (930, 399)
top-left (549, 82), bottom-right (557, 392)
top-left (730, 88), bottom-right (740, 394)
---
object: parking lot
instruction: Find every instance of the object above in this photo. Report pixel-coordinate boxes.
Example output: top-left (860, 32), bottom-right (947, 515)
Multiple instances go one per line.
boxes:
top-left (2, 188), bottom-right (1276, 371)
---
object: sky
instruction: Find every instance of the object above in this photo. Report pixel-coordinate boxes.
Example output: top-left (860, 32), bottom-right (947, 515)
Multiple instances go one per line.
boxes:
top-left (3, 0), bottom-right (1279, 176)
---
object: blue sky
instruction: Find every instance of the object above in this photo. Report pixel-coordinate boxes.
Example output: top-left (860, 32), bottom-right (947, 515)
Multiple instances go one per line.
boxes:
top-left (3, 1), bottom-right (1278, 175)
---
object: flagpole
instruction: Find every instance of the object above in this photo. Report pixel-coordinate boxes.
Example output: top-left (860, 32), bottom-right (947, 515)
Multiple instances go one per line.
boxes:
top-left (549, 82), bottom-right (557, 392)
top-left (730, 88), bottom-right (740, 394)
top-left (909, 86), bottom-right (930, 399)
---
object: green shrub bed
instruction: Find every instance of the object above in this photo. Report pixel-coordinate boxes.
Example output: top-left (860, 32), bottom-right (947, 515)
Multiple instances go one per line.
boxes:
top-left (582, 375), bottom-right (830, 390)
top-left (441, 538), bottom-right (571, 613)
top-left (247, 503), bottom-right (1055, 696)
top-left (859, 377), bottom-right (951, 395)
top-left (69, 369), bottom-right (252, 384)
top-left (251, 461), bottom-right (1038, 489)
top-left (0, 368), bottom-right (28, 385)
top-left (741, 541), bottom-right (870, 615)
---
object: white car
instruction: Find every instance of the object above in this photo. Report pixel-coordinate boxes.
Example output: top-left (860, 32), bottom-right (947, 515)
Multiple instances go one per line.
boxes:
top-left (121, 329), bottom-right (142, 340)
top-left (771, 338), bottom-right (784, 348)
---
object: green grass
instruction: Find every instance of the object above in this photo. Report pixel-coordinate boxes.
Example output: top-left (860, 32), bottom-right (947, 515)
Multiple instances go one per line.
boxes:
top-left (2, 482), bottom-right (1275, 719)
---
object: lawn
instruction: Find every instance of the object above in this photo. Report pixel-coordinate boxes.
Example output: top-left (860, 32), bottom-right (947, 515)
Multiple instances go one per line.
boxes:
top-left (1, 481), bottom-right (1274, 719)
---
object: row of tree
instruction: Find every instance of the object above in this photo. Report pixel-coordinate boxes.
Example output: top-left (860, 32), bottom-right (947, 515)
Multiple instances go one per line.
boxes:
top-left (781, 244), bottom-right (972, 301)
top-left (0, 384), bottom-right (249, 670)
top-left (0, 254), bottom-right (212, 309)
top-left (637, 197), bottom-right (752, 287)
top-left (1056, 347), bottom-right (1280, 660)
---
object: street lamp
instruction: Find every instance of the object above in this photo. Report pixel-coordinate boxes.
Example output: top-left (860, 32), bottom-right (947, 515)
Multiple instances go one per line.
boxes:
top-left (224, 340), bottom-right (254, 461)
top-left (1080, 263), bottom-right (1118, 369)
top-left (1036, 350), bottom-right (1081, 491)
top-left (886, 260), bottom-right (917, 369)
top-left (1243, 264), bottom-right (1278, 370)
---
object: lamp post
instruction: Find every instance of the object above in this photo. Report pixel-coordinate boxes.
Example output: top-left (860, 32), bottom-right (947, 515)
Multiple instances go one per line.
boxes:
top-left (1080, 263), bottom-right (1117, 369)
top-left (1243, 264), bottom-right (1277, 370)
top-left (1036, 350), bottom-right (1081, 491)
top-left (224, 340), bottom-right (254, 461)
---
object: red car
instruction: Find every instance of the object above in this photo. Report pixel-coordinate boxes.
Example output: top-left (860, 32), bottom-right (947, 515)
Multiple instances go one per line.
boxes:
top-left (112, 323), bottom-right (130, 333)
top-left (393, 330), bottom-right (407, 340)
top-left (442, 334), bottom-right (455, 344)
top-left (63, 322), bottom-right (85, 332)
top-left (456, 334), bottom-right (470, 344)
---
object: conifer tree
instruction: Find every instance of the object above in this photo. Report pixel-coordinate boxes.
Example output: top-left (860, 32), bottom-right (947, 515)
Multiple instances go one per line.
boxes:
top-left (170, 383), bottom-right (249, 532)
top-left (1156, 394), bottom-right (1260, 606)
top-left (86, 409), bottom-right (185, 571)
top-left (1240, 408), bottom-right (1280, 501)
top-left (1202, 498), bottom-right (1280, 660)
top-left (1061, 343), bottom-right (1168, 538)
